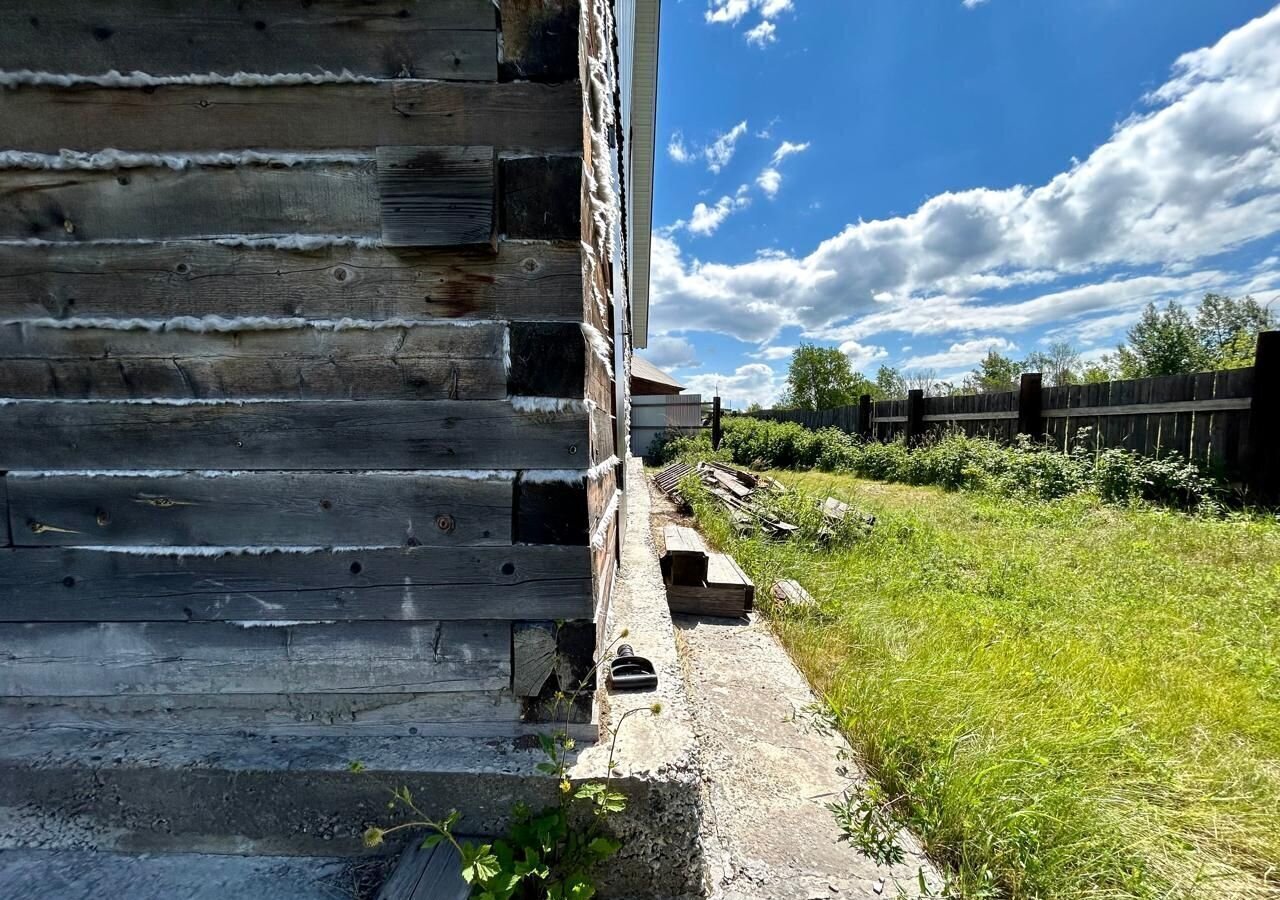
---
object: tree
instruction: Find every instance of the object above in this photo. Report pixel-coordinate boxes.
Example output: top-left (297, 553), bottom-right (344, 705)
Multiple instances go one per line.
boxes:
top-left (780, 344), bottom-right (864, 410)
top-left (1023, 341), bottom-right (1082, 387)
top-left (1079, 355), bottom-right (1119, 384)
top-left (875, 365), bottom-right (904, 399)
top-left (971, 350), bottom-right (1022, 392)
top-left (1115, 302), bottom-right (1202, 377)
top-left (901, 369), bottom-right (939, 395)
top-left (1195, 293), bottom-right (1275, 369)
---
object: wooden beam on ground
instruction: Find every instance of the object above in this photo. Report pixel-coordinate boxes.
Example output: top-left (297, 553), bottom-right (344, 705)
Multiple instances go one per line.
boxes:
top-left (770, 579), bottom-right (815, 609)
top-left (0, 241), bottom-right (584, 323)
top-left (0, 621), bottom-right (511, 696)
top-left (661, 524), bottom-right (708, 586)
top-left (5, 471), bottom-right (513, 548)
top-left (0, 400), bottom-right (588, 470)
top-left (0, 82), bottom-right (582, 154)
top-left (0, 0), bottom-right (498, 81)
top-left (0, 545), bottom-right (593, 622)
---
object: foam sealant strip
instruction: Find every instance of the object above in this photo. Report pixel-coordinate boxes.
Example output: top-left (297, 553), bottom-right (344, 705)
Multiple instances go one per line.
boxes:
top-left (0, 235), bottom-right (384, 250)
top-left (69, 544), bottom-right (402, 557)
top-left (589, 489), bottom-right (621, 550)
top-left (580, 323), bottom-right (614, 378)
top-left (519, 455), bottom-right (620, 484)
top-left (231, 620), bottom-right (338, 628)
top-left (2, 316), bottom-right (507, 333)
top-left (6, 469), bottom-right (517, 481)
top-left (509, 396), bottom-right (591, 415)
top-left (0, 69), bottom-right (383, 88)
top-left (0, 149), bottom-right (371, 171)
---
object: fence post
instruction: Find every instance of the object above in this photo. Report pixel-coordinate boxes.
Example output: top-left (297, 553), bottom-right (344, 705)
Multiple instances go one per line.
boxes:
top-left (1017, 372), bottom-right (1044, 441)
top-left (858, 394), bottom-right (873, 440)
top-left (1246, 331), bottom-right (1278, 503)
top-left (905, 389), bottom-right (924, 446)
top-left (711, 395), bottom-right (722, 450)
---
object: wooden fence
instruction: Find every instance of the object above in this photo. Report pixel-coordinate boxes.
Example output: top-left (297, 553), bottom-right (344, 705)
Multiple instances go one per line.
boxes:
top-left (752, 331), bottom-right (1279, 499)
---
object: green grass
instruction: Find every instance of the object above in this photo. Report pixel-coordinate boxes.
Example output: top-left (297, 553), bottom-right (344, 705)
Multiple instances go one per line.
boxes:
top-left (686, 473), bottom-right (1280, 899)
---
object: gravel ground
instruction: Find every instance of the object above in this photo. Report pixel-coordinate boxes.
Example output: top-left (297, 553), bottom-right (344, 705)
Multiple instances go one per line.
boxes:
top-left (648, 482), bottom-right (944, 900)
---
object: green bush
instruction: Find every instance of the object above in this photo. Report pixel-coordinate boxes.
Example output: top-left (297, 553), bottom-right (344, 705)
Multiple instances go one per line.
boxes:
top-left (673, 417), bottom-right (1228, 512)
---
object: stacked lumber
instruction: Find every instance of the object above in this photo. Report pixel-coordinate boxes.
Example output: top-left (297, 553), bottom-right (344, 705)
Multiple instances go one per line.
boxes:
top-left (659, 525), bottom-right (754, 618)
top-left (654, 461), bottom-right (796, 538)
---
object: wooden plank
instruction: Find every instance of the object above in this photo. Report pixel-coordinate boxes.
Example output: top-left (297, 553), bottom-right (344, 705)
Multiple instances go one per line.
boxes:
top-left (378, 835), bottom-right (470, 900)
top-left (1217, 368), bottom-right (1253, 475)
top-left (0, 321), bottom-right (508, 401)
top-left (1189, 372), bottom-right (1216, 466)
top-left (500, 156), bottom-right (581, 239)
top-left (0, 163), bottom-right (383, 243)
top-left (662, 525), bottom-right (707, 556)
top-left (0, 241), bottom-right (584, 323)
top-left (376, 146), bottom-right (496, 248)
top-left (921, 410), bottom-right (1018, 423)
top-left (511, 622), bottom-right (558, 697)
top-left (0, 620), bottom-right (510, 696)
top-left (1020, 398), bottom-right (1253, 418)
top-left (2, 0), bottom-right (497, 82)
top-left (508, 322), bottom-right (586, 398)
top-left (0, 691), bottom-right (529, 738)
top-left (0, 545), bottom-right (593, 622)
top-left (499, 0), bottom-right (579, 82)
top-left (665, 584), bottom-right (750, 618)
top-left (0, 400), bottom-right (588, 470)
top-left (0, 478), bottom-right (9, 547)
top-left (5, 471), bottom-right (513, 548)
top-left (707, 553), bottom-right (753, 593)
top-left (770, 579), bottom-right (814, 609)
top-left (0, 82), bottom-right (582, 154)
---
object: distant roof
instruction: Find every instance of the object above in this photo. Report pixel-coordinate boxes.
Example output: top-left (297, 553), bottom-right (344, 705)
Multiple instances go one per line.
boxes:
top-left (631, 356), bottom-right (683, 391)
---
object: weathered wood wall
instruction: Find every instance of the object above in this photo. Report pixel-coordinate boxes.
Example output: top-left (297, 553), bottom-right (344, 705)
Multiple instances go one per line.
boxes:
top-left (0, 0), bottom-right (628, 736)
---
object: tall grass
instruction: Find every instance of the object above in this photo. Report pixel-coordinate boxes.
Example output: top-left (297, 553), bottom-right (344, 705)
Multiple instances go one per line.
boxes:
top-left (683, 472), bottom-right (1280, 899)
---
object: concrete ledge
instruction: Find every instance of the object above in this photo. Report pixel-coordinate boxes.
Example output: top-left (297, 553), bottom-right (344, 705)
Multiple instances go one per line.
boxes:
top-left (0, 459), bottom-right (703, 899)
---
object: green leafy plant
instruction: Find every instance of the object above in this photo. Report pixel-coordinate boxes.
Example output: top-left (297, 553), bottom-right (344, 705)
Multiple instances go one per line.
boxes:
top-left (827, 783), bottom-right (906, 866)
top-left (354, 628), bottom-right (660, 899)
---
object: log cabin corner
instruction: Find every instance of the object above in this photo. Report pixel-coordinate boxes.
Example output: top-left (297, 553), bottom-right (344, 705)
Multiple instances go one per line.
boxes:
top-left (0, 0), bottom-right (660, 742)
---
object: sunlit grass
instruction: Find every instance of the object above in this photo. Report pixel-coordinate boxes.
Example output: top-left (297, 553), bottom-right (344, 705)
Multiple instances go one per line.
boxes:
top-left (686, 472), bottom-right (1280, 899)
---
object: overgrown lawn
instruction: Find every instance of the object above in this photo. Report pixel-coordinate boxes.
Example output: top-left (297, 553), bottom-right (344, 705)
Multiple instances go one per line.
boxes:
top-left (687, 473), bottom-right (1280, 899)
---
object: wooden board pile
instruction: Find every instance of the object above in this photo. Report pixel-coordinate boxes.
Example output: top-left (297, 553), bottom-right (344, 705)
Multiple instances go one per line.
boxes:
top-left (653, 461), bottom-right (797, 538)
top-left (659, 525), bottom-right (754, 618)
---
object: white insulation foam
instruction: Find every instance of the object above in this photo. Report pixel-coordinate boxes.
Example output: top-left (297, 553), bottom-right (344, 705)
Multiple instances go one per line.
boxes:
top-left (231, 620), bottom-right (338, 628)
top-left (0, 235), bottom-right (383, 250)
top-left (3, 316), bottom-right (505, 334)
top-left (0, 69), bottom-right (382, 88)
top-left (510, 396), bottom-right (590, 414)
top-left (0, 149), bottom-right (369, 171)
top-left (580, 323), bottom-right (614, 378)
top-left (70, 545), bottom-right (400, 557)
top-left (7, 469), bottom-right (516, 481)
top-left (590, 489), bottom-right (621, 550)
top-left (520, 456), bottom-right (618, 485)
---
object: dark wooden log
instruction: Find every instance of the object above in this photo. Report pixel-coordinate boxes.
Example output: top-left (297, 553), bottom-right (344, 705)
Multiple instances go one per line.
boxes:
top-left (499, 0), bottom-right (580, 82)
top-left (0, 620), bottom-right (510, 696)
top-left (0, 321), bottom-right (509, 401)
top-left (1246, 332), bottom-right (1278, 502)
top-left (514, 475), bottom-right (589, 545)
top-left (507, 322), bottom-right (586, 397)
top-left (0, 400), bottom-right (588, 470)
top-left (1017, 372), bottom-right (1043, 440)
top-left (0, 545), bottom-right (593, 622)
top-left (5, 471), bottom-right (513, 548)
top-left (378, 835), bottom-right (470, 900)
top-left (1, 0), bottom-right (496, 81)
top-left (0, 241), bottom-right (584, 323)
top-left (500, 156), bottom-right (581, 239)
top-left (0, 82), bottom-right (581, 155)
top-left (376, 146), bottom-right (496, 248)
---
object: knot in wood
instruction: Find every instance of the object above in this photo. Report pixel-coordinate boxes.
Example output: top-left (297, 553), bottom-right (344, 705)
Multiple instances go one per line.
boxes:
top-left (434, 514), bottom-right (455, 533)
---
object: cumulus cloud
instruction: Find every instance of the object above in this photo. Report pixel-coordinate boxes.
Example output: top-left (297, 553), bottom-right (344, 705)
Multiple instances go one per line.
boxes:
top-left (649, 8), bottom-right (1280, 347)
top-left (756, 167), bottom-right (782, 197)
top-left (901, 337), bottom-right (1017, 370)
top-left (706, 0), bottom-right (794, 47)
top-left (771, 141), bottom-right (810, 164)
top-left (680, 363), bottom-right (784, 409)
top-left (667, 132), bottom-right (693, 164)
top-left (640, 335), bottom-right (700, 369)
top-left (705, 121), bottom-right (748, 173)
top-left (674, 186), bottom-right (752, 236)
top-left (756, 139), bottom-right (810, 198)
top-left (962, 0), bottom-right (989, 8)
top-left (752, 344), bottom-right (796, 360)
top-left (838, 340), bottom-right (890, 371)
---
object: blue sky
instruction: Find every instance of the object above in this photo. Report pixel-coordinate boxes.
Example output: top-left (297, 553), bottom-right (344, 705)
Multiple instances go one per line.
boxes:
top-left (638, 0), bottom-right (1280, 408)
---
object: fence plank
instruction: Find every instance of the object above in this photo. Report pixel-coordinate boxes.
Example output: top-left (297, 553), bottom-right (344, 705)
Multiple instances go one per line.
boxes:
top-left (0, 400), bottom-right (587, 470)
top-left (0, 545), bottom-right (593, 622)
top-left (5, 471), bottom-right (513, 548)
top-left (0, 621), bottom-right (510, 696)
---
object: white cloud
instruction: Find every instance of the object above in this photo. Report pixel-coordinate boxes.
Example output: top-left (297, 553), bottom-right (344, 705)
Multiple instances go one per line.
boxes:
top-left (962, 0), bottom-right (989, 8)
top-left (902, 337), bottom-right (1017, 371)
top-left (667, 132), bottom-right (693, 164)
top-left (680, 363), bottom-right (784, 409)
top-left (771, 141), bottom-right (810, 165)
top-left (745, 20), bottom-right (777, 46)
top-left (640, 335), bottom-right (700, 370)
top-left (678, 187), bottom-right (752, 236)
top-left (706, 0), bottom-right (795, 46)
top-left (705, 121), bottom-right (748, 173)
top-left (649, 8), bottom-right (1280, 346)
top-left (756, 167), bottom-right (782, 197)
top-left (752, 344), bottom-right (796, 360)
top-left (839, 340), bottom-right (889, 372)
